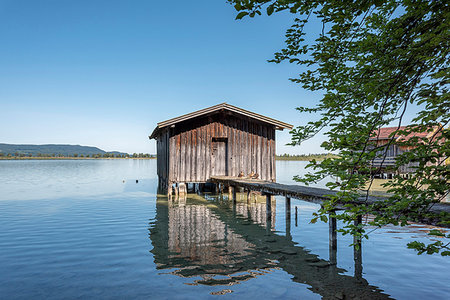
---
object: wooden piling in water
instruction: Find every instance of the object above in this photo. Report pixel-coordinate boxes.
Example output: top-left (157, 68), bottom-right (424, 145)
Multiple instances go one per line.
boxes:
top-left (329, 213), bottom-right (337, 265)
top-left (265, 193), bottom-right (272, 219)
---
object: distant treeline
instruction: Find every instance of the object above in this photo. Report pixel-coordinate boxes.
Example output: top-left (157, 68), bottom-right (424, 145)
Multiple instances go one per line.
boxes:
top-left (275, 153), bottom-right (338, 161)
top-left (0, 143), bottom-right (155, 159)
top-left (0, 152), bottom-right (156, 159)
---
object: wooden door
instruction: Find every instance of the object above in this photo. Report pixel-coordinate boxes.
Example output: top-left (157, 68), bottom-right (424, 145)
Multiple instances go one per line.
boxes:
top-left (211, 138), bottom-right (228, 176)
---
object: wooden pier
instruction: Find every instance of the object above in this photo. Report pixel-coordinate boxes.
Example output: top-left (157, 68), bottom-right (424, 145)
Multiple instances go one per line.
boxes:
top-left (210, 176), bottom-right (450, 227)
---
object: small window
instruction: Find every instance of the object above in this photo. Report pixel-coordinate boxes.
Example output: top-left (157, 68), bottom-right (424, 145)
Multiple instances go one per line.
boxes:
top-left (212, 137), bottom-right (227, 142)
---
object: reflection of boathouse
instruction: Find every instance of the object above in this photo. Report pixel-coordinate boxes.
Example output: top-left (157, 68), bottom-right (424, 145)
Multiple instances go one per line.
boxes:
top-left (149, 103), bottom-right (293, 190)
top-left (149, 195), bottom-right (391, 299)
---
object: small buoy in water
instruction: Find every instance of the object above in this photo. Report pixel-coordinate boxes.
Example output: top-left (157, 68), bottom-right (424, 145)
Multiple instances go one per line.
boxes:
top-left (136, 179), bottom-right (139, 183)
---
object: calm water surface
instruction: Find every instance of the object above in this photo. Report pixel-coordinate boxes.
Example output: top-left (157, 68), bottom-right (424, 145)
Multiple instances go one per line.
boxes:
top-left (0, 159), bottom-right (448, 299)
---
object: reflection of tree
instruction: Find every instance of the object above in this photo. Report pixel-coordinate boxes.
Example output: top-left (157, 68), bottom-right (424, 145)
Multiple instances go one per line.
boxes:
top-left (150, 195), bottom-right (392, 299)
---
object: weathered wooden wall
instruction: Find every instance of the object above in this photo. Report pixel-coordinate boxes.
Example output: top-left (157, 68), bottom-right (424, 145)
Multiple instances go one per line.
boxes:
top-left (156, 128), bottom-right (169, 186)
top-left (157, 112), bottom-right (276, 185)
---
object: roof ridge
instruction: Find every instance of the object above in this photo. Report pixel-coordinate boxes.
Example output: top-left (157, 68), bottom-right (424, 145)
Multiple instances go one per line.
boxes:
top-left (150, 103), bottom-right (293, 139)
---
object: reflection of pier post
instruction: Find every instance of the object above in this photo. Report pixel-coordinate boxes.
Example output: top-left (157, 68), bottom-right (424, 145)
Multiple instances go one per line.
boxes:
top-left (354, 215), bottom-right (363, 280)
top-left (329, 212), bottom-right (337, 265)
top-left (285, 197), bottom-right (291, 238)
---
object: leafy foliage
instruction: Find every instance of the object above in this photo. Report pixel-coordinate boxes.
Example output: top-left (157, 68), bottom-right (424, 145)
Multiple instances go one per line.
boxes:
top-left (229, 0), bottom-right (449, 254)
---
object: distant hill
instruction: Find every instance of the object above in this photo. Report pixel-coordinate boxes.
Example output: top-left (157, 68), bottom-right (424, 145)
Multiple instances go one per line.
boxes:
top-left (0, 144), bottom-right (128, 157)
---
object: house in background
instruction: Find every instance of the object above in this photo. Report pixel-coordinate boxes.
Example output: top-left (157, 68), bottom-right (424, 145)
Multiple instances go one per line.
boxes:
top-left (149, 103), bottom-right (293, 192)
top-left (369, 125), bottom-right (444, 176)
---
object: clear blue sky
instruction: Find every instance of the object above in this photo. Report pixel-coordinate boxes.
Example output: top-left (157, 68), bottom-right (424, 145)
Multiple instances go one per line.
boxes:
top-left (0, 0), bottom-right (409, 155)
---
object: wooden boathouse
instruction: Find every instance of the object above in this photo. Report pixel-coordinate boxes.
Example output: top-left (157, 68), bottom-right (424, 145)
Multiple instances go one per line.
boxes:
top-left (369, 125), bottom-right (444, 177)
top-left (149, 103), bottom-right (293, 192)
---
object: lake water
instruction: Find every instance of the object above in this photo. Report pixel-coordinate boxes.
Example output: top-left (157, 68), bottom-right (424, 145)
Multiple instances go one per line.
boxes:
top-left (0, 159), bottom-right (448, 299)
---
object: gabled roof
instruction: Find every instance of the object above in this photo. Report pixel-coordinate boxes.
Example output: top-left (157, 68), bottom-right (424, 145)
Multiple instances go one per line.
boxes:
top-left (149, 103), bottom-right (293, 139)
top-left (370, 125), bottom-right (441, 141)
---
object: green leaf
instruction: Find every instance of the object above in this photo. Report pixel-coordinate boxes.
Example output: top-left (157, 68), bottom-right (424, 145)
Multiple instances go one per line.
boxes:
top-left (235, 11), bottom-right (248, 20)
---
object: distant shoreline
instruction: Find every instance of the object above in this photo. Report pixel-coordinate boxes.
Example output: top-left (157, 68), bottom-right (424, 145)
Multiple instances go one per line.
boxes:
top-left (1, 156), bottom-right (334, 161)
top-left (275, 154), bottom-right (338, 161)
top-left (0, 157), bottom-right (156, 160)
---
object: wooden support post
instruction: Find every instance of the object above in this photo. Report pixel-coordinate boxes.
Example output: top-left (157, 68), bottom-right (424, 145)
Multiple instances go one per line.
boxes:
top-left (285, 196), bottom-right (291, 213)
top-left (266, 193), bottom-right (272, 220)
top-left (246, 189), bottom-right (250, 203)
top-left (285, 196), bottom-right (291, 238)
top-left (329, 213), bottom-right (337, 265)
top-left (215, 183), bottom-right (219, 194)
top-left (354, 215), bottom-right (363, 280)
top-left (232, 186), bottom-right (237, 204)
top-left (167, 182), bottom-right (173, 198)
top-left (295, 206), bottom-right (298, 227)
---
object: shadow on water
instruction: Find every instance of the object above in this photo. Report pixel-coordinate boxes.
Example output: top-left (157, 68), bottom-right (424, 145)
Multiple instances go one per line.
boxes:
top-left (149, 192), bottom-right (392, 299)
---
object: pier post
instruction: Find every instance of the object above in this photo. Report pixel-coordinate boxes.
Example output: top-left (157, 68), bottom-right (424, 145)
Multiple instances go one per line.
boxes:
top-left (246, 189), bottom-right (251, 204)
top-left (232, 186), bottom-right (237, 204)
top-left (178, 183), bottom-right (186, 195)
top-left (265, 193), bottom-right (272, 220)
top-left (354, 215), bottom-right (363, 280)
top-left (215, 183), bottom-right (219, 194)
top-left (285, 196), bottom-right (291, 212)
top-left (295, 206), bottom-right (298, 227)
top-left (285, 197), bottom-right (291, 238)
top-left (329, 213), bottom-right (337, 265)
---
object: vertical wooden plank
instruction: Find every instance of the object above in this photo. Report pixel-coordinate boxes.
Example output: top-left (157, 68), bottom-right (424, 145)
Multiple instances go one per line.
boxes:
top-left (186, 129), bottom-right (191, 183)
top-left (238, 118), bottom-right (243, 175)
top-left (192, 128), bottom-right (196, 182)
top-left (224, 119), bottom-right (230, 176)
top-left (229, 120), bottom-right (235, 176)
top-left (199, 124), bottom-right (205, 182)
top-left (196, 125), bottom-right (201, 182)
top-left (268, 126), bottom-right (271, 181)
top-left (266, 125), bottom-right (270, 181)
top-left (180, 131), bottom-right (186, 182)
top-left (251, 121), bottom-right (256, 175)
top-left (256, 124), bottom-right (261, 177)
top-left (195, 126), bottom-right (200, 182)
top-left (205, 122), bottom-right (211, 181)
top-left (170, 134), bottom-right (177, 182)
top-left (161, 132), bottom-right (164, 180)
top-left (176, 133), bottom-right (180, 183)
top-left (272, 127), bottom-right (276, 181)
top-left (262, 125), bottom-right (267, 181)
top-left (244, 119), bottom-right (249, 175)
top-left (166, 130), bottom-right (170, 182)
top-left (234, 118), bottom-right (238, 176)
top-left (164, 130), bottom-right (167, 182)
top-left (159, 135), bottom-right (162, 178)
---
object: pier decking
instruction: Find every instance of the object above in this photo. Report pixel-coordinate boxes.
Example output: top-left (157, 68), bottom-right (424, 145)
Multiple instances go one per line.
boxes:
top-left (210, 176), bottom-right (450, 227)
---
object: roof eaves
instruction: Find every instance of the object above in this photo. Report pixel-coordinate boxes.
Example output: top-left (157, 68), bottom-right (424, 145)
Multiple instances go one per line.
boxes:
top-left (150, 103), bottom-right (293, 139)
